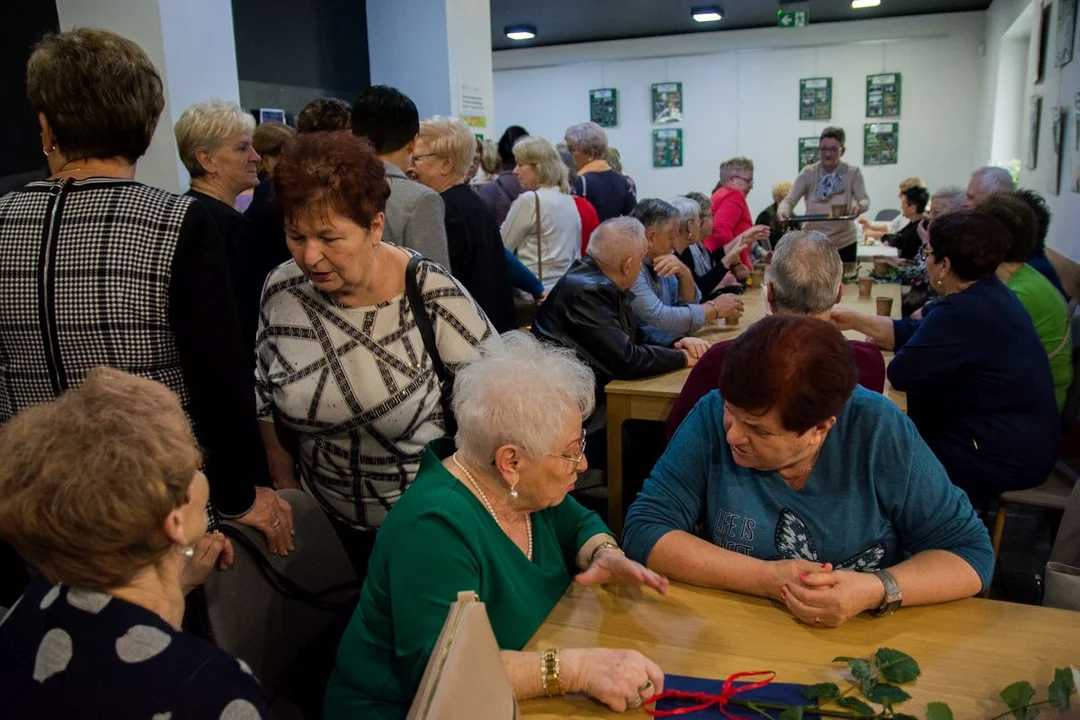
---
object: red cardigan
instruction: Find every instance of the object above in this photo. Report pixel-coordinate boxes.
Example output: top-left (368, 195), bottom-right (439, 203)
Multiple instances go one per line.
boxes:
top-left (706, 187), bottom-right (753, 269)
top-left (666, 338), bottom-right (887, 440)
top-left (574, 196), bottom-right (600, 257)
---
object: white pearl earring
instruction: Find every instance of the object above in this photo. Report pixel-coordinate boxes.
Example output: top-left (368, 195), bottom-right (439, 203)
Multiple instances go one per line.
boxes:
top-left (182, 546), bottom-right (195, 558)
top-left (509, 484), bottom-right (519, 500)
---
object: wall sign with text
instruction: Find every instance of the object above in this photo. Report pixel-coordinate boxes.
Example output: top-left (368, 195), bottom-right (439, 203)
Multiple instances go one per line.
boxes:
top-left (652, 82), bottom-right (683, 124)
top-left (799, 78), bottom-right (832, 120)
top-left (864, 123), bottom-right (899, 166)
top-left (653, 129), bottom-right (683, 167)
top-left (866, 73), bottom-right (902, 117)
top-left (589, 88), bottom-right (618, 127)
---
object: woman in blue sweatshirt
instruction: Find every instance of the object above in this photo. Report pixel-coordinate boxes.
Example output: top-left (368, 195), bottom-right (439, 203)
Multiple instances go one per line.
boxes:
top-left (623, 315), bottom-right (993, 628)
top-left (832, 211), bottom-right (1060, 497)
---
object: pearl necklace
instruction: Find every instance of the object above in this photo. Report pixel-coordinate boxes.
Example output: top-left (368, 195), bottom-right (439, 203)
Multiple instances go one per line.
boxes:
top-left (453, 453), bottom-right (532, 560)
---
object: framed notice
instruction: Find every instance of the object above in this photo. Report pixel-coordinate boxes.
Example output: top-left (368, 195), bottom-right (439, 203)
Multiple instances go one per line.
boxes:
top-left (864, 123), bottom-right (899, 166)
top-left (652, 82), bottom-right (683, 124)
top-left (866, 73), bottom-right (902, 117)
top-left (1058, 0), bottom-right (1077, 68)
top-left (652, 128), bottom-right (683, 167)
top-left (799, 78), bottom-right (832, 120)
top-left (798, 137), bottom-right (820, 171)
top-left (589, 88), bottom-right (618, 127)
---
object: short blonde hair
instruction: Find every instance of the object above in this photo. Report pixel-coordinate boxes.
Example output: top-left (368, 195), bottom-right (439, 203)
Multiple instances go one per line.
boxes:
top-left (175, 99), bottom-right (256, 179)
top-left (514, 136), bottom-right (570, 193)
top-left (772, 181), bottom-right (793, 205)
top-left (418, 115), bottom-right (475, 177)
top-left (899, 177), bottom-right (924, 192)
top-left (480, 138), bottom-right (499, 175)
top-left (0, 368), bottom-right (202, 591)
top-left (720, 157), bottom-right (754, 185)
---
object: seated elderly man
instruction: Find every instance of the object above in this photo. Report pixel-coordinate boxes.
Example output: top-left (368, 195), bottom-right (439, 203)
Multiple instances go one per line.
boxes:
top-left (963, 165), bottom-right (1015, 208)
top-left (624, 315), bottom-right (994, 628)
top-left (533, 217), bottom-right (710, 406)
top-left (666, 230), bottom-right (885, 439)
top-left (628, 199), bottom-right (743, 335)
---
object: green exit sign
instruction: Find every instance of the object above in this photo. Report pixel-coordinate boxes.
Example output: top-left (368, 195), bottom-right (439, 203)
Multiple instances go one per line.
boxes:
top-left (778, 10), bottom-right (809, 27)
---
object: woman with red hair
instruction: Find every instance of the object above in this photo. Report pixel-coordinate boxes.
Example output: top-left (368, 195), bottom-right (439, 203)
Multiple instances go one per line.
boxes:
top-left (256, 131), bottom-right (496, 574)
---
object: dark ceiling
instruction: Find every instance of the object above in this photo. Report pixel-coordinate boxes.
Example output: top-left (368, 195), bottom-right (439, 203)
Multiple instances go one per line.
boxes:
top-left (490, 0), bottom-right (992, 50)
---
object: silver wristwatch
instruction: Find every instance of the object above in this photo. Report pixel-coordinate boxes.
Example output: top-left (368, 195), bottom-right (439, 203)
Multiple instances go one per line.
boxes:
top-left (871, 569), bottom-right (902, 617)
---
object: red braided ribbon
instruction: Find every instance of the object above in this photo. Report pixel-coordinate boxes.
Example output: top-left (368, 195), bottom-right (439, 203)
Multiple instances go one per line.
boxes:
top-left (643, 670), bottom-right (777, 718)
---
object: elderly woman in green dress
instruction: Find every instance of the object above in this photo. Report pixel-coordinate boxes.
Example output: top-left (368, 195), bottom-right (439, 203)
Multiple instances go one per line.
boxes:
top-left (326, 332), bottom-right (668, 717)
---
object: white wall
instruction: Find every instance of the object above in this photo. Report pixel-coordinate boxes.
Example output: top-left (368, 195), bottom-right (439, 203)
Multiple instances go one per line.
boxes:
top-left (446, 0), bottom-right (496, 139)
top-left (56, 0), bottom-right (241, 193)
top-left (367, 0), bottom-right (452, 119)
top-left (982, 0), bottom-right (1080, 260)
top-left (493, 13), bottom-right (985, 220)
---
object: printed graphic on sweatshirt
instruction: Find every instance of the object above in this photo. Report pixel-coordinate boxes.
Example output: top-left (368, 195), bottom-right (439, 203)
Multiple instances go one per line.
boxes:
top-left (768, 508), bottom-right (886, 570)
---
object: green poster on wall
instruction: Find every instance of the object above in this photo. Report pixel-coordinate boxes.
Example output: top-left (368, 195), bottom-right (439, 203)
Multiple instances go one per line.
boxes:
top-left (590, 88), bottom-right (618, 127)
top-left (652, 82), bottom-right (683, 124)
top-left (653, 129), bottom-right (683, 167)
top-left (864, 123), bottom-right (899, 165)
top-left (866, 73), bottom-right (902, 117)
top-left (799, 78), bottom-right (832, 120)
top-left (798, 137), bottom-right (820, 171)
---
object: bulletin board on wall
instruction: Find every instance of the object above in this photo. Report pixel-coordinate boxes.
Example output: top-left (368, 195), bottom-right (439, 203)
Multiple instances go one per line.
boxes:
top-left (798, 137), bottom-right (820, 171)
top-left (652, 82), bottom-right (683, 124)
top-left (590, 88), bottom-right (618, 127)
top-left (864, 123), bottom-right (899, 165)
top-left (866, 73), bottom-right (902, 117)
top-left (799, 77), bottom-right (832, 120)
top-left (653, 128), bottom-right (683, 167)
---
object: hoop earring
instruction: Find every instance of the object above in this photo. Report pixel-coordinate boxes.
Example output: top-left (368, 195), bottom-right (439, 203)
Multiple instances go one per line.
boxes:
top-left (42, 146), bottom-right (55, 157)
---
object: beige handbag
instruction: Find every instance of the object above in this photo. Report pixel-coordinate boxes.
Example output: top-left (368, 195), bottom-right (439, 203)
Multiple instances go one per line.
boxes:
top-left (407, 591), bottom-right (521, 720)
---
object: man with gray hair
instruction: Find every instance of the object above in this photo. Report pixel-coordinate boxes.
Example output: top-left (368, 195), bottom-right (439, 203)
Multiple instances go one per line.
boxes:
top-left (629, 199), bottom-right (743, 335)
top-left (533, 216), bottom-right (710, 405)
top-left (963, 166), bottom-right (1015, 209)
top-left (664, 230), bottom-right (887, 437)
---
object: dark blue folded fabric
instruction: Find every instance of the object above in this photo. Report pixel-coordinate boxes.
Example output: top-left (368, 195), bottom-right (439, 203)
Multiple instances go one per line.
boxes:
top-left (656, 674), bottom-right (821, 719)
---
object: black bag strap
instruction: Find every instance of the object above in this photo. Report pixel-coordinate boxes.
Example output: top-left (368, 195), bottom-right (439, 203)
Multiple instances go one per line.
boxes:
top-left (405, 255), bottom-right (457, 436)
top-left (218, 524), bottom-right (360, 612)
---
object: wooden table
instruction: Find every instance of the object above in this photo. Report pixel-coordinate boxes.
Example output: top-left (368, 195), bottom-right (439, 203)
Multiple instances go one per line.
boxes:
top-left (521, 583), bottom-right (1080, 719)
top-left (604, 283), bottom-right (905, 535)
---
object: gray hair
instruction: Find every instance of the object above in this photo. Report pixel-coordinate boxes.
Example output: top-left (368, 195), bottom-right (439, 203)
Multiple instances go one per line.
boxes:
top-left (453, 332), bottom-right (595, 466)
top-left (667, 196), bottom-right (700, 225)
top-left (719, 157), bottom-right (754, 185)
top-left (970, 166), bottom-right (1016, 196)
top-left (564, 122), bottom-right (608, 158)
top-left (558, 147), bottom-right (577, 185)
top-left (587, 216), bottom-right (646, 267)
top-left (766, 230), bottom-right (842, 315)
top-left (683, 191), bottom-right (711, 216)
top-left (931, 185), bottom-right (966, 216)
top-left (175, 99), bottom-right (256, 179)
top-left (630, 198), bottom-right (679, 230)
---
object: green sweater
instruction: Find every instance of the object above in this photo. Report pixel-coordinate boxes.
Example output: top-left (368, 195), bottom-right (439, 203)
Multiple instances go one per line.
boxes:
top-left (325, 438), bottom-right (610, 719)
top-left (1007, 264), bottom-right (1073, 411)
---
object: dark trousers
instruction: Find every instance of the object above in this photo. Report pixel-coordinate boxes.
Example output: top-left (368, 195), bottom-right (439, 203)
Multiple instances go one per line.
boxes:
top-left (838, 242), bottom-right (858, 262)
top-left (329, 519), bottom-right (379, 580)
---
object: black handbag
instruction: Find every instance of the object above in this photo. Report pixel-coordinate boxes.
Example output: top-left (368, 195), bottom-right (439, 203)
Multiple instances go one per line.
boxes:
top-left (405, 255), bottom-right (458, 437)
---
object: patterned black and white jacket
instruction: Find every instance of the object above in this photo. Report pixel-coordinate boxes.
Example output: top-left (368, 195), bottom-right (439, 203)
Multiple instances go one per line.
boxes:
top-left (0, 178), bottom-right (268, 516)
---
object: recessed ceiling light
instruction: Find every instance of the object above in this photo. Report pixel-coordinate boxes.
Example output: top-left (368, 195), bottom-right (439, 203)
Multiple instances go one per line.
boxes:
top-left (504, 25), bottom-right (537, 40)
top-left (692, 6), bottom-right (724, 22)
top-left (852, 0), bottom-right (881, 8)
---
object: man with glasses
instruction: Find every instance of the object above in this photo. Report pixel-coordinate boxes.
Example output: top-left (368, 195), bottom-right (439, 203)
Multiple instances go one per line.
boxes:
top-left (777, 127), bottom-right (871, 263)
top-left (704, 157), bottom-right (771, 272)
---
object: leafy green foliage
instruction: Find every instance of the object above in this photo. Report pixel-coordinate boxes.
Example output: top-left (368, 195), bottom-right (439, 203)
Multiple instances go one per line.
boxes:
top-left (836, 696), bottom-right (875, 716)
top-left (866, 682), bottom-right (912, 706)
top-left (799, 682), bottom-right (839, 703)
top-left (874, 648), bottom-right (921, 684)
top-left (926, 701), bottom-right (955, 720)
top-left (778, 707), bottom-right (804, 720)
top-left (1049, 667), bottom-right (1076, 710)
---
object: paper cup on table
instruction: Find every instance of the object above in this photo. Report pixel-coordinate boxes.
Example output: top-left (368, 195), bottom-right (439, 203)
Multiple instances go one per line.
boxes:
top-left (727, 315), bottom-right (740, 327)
top-left (873, 258), bottom-right (889, 276)
top-left (751, 269), bottom-right (765, 286)
top-left (858, 277), bottom-right (873, 299)
top-left (876, 296), bottom-right (894, 317)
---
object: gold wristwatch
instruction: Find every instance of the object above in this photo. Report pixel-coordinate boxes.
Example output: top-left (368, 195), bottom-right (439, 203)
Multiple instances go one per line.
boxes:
top-left (541, 648), bottom-right (563, 696)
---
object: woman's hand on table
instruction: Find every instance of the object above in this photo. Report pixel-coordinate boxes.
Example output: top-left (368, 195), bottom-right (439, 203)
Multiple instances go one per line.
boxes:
top-left (561, 648), bottom-right (665, 712)
top-left (675, 337), bottom-right (710, 367)
top-left (780, 568), bottom-right (886, 628)
top-left (575, 548), bottom-right (669, 595)
top-left (757, 559), bottom-right (833, 601)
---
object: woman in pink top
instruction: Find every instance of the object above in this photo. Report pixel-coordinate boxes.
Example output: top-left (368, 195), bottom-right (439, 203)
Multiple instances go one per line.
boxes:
top-left (705, 157), bottom-right (770, 270)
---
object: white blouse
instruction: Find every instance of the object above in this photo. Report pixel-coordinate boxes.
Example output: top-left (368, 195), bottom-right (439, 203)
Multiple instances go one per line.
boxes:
top-left (501, 186), bottom-right (582, 291)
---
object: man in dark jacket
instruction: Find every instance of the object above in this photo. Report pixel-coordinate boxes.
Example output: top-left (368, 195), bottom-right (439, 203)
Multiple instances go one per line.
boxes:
top-left (533, 216), bottom-right (709, 405)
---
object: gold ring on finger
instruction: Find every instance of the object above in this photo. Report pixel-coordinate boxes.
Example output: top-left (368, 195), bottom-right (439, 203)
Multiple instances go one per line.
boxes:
top-left (639, 680), bottom-right (653, 692)
top-left (626, 695), bottom-right (643, 709)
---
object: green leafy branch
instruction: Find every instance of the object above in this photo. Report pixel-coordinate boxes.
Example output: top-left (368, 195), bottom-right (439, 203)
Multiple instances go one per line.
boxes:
top-left (990, 668), bottom-right (1078, 720)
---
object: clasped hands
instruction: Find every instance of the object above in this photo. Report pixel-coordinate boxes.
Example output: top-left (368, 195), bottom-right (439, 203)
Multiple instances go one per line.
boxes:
top-left (761, 559), bottom-right (885, 628)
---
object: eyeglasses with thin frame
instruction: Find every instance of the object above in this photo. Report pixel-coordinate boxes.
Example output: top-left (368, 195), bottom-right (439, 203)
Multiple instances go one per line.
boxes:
top-left (818, 145), bottom-right (842, 154)
top-left (733, 175), bottom-right (754, 188)
top-left (546, 429), bottom-right (588, 470)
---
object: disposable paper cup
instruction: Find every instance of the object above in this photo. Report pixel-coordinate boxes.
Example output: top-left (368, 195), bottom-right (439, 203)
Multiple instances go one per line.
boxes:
top-left (876, 296), bottom-right (894, 317)
top-left (752, 270), bottom-right (765, 286)
top-left (727, 315), bottom-right (740, 327)
top-left (858, 277), bottom-right (873, 299)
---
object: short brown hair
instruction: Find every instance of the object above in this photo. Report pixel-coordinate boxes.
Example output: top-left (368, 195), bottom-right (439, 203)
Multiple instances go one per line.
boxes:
top-left (27, 28), bottom-right (164, 163)
top-left (928, 210), bottom-right (1009, 282)
top-left (976, 192), bottom-right (1038, 262)
top-left (0, 368), bottom-right (201, 591)
top-left (820, 126), bottom-right (846, 146)
top-left (273, 132), bottom-right (390, 229)
top-left (253, 122), bottom-right (296, 159)
top-left (719, 315), bottom-right (857, 434)
top-left (296, 97), bottom-right (352, 134)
